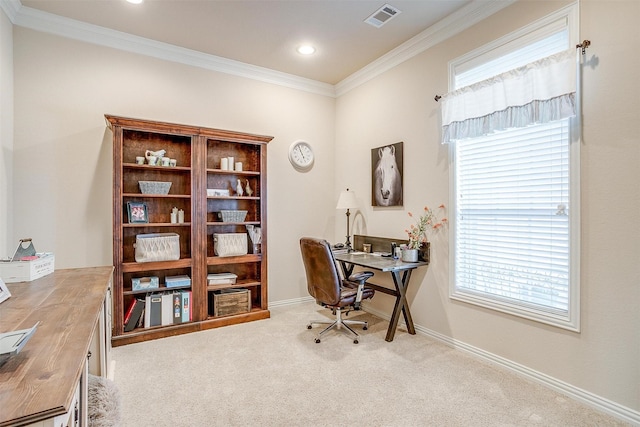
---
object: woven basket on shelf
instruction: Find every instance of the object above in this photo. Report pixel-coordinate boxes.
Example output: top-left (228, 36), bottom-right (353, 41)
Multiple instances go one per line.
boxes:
top-left (219, 210), bottom-right (248, 222)
top-left (139, 181), bottom-right (172, 195)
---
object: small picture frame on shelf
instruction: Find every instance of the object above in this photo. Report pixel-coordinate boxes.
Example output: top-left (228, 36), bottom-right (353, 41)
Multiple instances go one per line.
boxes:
top-left (127, 201), bottom-right (149, 223)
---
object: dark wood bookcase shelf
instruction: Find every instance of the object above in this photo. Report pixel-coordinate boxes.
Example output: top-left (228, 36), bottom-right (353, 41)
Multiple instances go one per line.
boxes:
top-left (107, 114), bottom-right (272, 346)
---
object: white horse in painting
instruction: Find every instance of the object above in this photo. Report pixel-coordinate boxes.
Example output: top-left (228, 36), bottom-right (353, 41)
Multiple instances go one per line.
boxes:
top-left (374, 145), bottom-right (402, 206)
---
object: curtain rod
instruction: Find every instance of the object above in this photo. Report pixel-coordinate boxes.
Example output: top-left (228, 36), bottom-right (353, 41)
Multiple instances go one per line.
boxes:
top-left (576, 39), bottom-right (591, 55)
top-left (434, 40), bottom-right (591, 102)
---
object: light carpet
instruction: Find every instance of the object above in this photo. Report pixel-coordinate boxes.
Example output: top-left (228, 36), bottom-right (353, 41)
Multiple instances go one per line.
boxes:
top-left (112, 302), bottom-right (627, 426)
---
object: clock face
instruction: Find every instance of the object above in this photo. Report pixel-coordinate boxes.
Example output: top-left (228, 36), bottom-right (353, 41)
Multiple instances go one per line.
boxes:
top-left (289, 140), bottom-right (314, 171)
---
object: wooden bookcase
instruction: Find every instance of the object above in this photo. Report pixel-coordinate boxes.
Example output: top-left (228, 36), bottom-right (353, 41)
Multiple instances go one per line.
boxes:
top-left (106, 115), bottom-right (272, 346)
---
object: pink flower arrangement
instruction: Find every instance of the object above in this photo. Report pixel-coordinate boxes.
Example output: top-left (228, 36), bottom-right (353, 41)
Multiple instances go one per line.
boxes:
top-left (405, 204), bottom-right (447, 249)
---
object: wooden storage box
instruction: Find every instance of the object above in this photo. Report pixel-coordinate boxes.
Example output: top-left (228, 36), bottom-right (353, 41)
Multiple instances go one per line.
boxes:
top-left (210, 288), bottom-right (251, 316)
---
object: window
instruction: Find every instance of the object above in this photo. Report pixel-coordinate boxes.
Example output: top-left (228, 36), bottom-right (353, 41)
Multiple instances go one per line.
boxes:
top-left (448, 6), bottom-right (580, 330)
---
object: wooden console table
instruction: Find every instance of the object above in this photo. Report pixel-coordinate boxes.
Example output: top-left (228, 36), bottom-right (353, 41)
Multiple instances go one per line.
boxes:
top-left (0, 267), bottom-right (113, 427)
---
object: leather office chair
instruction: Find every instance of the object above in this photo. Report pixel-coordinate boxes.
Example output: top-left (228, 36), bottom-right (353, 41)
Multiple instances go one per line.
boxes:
top-left (300, 237), bottom-right (375, 344)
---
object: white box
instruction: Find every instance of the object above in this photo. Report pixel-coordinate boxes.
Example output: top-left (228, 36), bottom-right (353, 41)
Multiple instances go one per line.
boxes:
top-left (207, 273), bottom-right (238, 285)
top-left (207, 189), bottom-right (230, 197)
top-left (0, 253), bottom-right (55, 283)
top-left (165, 275), bottom-right (191, 288)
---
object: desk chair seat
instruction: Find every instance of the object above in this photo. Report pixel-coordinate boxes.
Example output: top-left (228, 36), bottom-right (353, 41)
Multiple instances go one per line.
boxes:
top-left (300, 237), bottom-right (375, 344)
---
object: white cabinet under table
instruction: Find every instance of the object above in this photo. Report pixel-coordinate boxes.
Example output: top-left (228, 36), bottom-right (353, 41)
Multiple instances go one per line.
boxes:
top-left (0, 267), bottom-right (113, 427)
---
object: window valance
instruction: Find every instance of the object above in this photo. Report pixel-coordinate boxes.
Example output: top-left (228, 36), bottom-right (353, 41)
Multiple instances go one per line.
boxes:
top-left (441, 49), bottom-right (576, 143)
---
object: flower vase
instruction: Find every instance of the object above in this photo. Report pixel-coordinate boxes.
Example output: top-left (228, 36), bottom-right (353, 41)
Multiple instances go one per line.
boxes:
top-left (418, 242), bottom-right (430, 263)
top-left (401, 248), bottom-right (419, 262)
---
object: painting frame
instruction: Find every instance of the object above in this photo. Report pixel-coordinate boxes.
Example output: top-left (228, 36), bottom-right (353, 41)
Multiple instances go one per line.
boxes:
top-left (127, 201), bottom-right (149, 224)
top-left (371, 141), bottom-right (404, 207)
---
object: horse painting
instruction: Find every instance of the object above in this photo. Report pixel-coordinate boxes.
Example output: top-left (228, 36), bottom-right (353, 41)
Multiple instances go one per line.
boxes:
top-left (372, 143), bottom-right (403, 207)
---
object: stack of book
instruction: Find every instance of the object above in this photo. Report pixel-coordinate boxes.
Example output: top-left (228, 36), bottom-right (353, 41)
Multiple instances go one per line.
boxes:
top-left (123, 289), bottom-right (192, 332)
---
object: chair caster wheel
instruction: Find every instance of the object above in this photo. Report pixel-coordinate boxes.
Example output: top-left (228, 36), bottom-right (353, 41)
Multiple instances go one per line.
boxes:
top-left (307, 325), bottom-right (312, 329)
top-left (353, 339), bottom-right (359, 344)
top-left (315, 338), bottom-right (321, 343)
top-left (363, 326), bottom-right (368, 330)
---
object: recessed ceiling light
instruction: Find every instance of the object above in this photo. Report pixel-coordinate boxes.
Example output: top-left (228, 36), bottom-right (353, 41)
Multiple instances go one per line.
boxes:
top-left (297, 45), bottom-right (316, 55)
top-left (126, 0), bottom-right (143, 4)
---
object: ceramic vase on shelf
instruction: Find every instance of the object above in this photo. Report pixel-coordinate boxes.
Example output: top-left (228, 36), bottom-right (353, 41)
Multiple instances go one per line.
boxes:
top-left (401, 248), bottom-right (419, 263)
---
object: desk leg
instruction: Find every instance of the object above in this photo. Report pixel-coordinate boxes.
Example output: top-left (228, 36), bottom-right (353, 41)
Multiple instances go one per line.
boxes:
top-left (338, 261), bottom-right (354, 279)
top-left (386, 270), bottom-right (416, 342)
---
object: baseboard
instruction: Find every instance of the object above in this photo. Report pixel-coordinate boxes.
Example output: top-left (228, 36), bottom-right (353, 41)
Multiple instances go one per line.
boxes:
top-left (360, 303), bottom-right (640, 426)
top-left (108, 359), bottom-right (116, 381)
top-left (269, 296), bottom-right (314, 309)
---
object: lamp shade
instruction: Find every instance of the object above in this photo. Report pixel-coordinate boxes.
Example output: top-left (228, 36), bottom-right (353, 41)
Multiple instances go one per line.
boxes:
top-left (336, 189), bottom-right (357, 209)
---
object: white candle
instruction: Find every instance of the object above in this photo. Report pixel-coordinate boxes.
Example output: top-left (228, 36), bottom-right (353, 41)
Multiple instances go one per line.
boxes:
top-left (227, 157), bottom-right (234, 171)
top-left (220, 158), bottom-right (228, 170)
top-left (235, 162), bottom-right (242, 171)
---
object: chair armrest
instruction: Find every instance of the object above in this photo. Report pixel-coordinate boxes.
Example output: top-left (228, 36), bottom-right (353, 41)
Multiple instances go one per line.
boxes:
top-left (347, 271), bottom-right (373, 309)
top-left (348, 271), bottom-right (374, 283)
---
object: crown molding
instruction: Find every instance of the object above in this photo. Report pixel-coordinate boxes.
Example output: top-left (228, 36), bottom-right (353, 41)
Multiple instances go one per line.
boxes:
top-left (0, 0), bottom-right (20, 21)
top-left (1, 0), bottom-right (513, 99)
top-left (335, 0), bottom-right (516, 96)
top-left (0, 0), bottom-right (336, 97)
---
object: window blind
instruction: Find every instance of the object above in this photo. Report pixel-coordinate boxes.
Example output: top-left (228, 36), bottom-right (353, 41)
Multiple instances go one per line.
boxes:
top-left (455, 120), bottom-right (570, 314)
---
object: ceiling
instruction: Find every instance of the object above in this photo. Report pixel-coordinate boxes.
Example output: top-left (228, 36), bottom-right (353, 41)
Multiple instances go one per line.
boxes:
top-left (20, 0), bottom-right (471, 85)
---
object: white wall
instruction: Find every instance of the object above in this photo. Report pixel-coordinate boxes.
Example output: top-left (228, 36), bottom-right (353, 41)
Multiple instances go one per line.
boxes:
top-left (336, 0), bottom-right (639, 415)
top-left (11, 28), bottom-right (336, 302)
top-left (6, 0), bottom-right (639, 419)
top-left (0, 8), bottom-right (12, 255)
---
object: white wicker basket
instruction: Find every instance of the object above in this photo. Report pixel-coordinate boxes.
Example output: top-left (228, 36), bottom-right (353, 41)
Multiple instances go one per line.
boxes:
top-left (219, 210), bottom-right (248, 222)
top-left (134, 233), bottom-right (180, 262)
top-left (139, 181), bottom-right (172, 195)
top-left (213, 233), bottom-right (248, 257)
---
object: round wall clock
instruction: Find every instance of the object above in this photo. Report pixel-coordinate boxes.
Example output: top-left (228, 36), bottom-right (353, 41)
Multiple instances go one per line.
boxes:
top-left (288, 140), bottom-right (314, 171)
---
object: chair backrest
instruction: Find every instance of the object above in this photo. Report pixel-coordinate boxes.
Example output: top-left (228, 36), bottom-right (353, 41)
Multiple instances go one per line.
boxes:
top-left (299, 238), bottom-right (341, 306)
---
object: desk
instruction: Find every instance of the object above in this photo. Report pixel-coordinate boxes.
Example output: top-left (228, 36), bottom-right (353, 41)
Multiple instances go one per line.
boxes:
top-left (0, 267), bottom-right (113, 427)
top-left (333, 252), bottom-right (428, 342)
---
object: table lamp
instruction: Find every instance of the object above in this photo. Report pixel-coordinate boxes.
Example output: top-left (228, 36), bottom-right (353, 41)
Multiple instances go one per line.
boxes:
top-left (336, 188), bottom-right (358, 250)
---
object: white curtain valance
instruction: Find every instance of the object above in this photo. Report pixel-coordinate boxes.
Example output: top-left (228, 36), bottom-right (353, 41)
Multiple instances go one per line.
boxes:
top-left (441, 49), bottom-right (576, 143)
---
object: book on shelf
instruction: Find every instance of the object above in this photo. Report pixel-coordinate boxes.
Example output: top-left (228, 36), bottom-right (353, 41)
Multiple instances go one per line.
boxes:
top-left (124, 298), bottom-right (145, 332)
top-left (145, 293), bottom-right (163, 327)
top-left (172, 292), bottom-right (182, 324)
top-left (123, 298), bottom-right (137, 325)
top-left (161, 293), bottom-right (174, 326)
top-left (181, 290), bottom-right (191, 323)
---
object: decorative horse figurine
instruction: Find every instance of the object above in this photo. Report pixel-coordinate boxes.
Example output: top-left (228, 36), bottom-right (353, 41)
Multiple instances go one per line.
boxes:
top-left (373, 145), bottom-right (402, 206)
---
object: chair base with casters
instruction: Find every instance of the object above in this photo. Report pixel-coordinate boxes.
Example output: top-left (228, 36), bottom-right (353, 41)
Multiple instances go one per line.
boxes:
top-left (308, 302), bottom-right (371, 344)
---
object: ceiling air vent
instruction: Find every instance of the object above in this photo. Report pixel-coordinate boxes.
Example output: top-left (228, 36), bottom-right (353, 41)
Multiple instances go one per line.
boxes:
top-left (365, 4), bottom-right (401, 28)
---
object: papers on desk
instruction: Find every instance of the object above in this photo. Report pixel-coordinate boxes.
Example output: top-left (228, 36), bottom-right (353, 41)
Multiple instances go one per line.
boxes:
top-left (0, 322), bottom-right (39, 365)
top-left (373, 251), bottom-right (392, 257)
